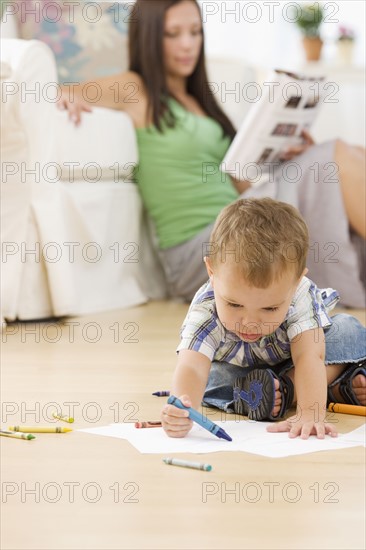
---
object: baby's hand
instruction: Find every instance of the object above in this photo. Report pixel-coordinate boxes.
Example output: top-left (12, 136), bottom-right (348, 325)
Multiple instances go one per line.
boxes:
top-left (267, 409), bottom-right (338, 439)
top-left (161, 394), bottom-right (193, 438)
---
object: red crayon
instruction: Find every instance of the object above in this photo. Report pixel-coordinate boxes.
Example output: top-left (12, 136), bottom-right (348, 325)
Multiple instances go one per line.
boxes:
top-left (135, 421), bottom-right (162, 428)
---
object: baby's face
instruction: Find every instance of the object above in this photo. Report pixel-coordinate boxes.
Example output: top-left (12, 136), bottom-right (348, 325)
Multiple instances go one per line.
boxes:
top-left (209, 262), bottom-right (302, 342)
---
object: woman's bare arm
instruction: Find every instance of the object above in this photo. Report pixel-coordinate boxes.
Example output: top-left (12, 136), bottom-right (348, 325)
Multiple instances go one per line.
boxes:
top-left (58, 71), bottom-right (146, 124)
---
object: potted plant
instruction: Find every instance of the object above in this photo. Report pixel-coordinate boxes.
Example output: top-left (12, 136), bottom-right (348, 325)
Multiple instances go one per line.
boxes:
top-left (293, 3), bottom-right (324, 61)
top-left (337, 26), bottom-right (355, 64)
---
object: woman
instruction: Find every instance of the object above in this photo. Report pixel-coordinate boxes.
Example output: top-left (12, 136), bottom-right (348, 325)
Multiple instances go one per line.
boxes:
top-left (59, 0), bottom-right (366, 307)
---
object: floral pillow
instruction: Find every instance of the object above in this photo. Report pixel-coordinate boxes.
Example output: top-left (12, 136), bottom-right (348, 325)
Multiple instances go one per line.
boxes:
top-left (15, 1), bottom-right (130, 83)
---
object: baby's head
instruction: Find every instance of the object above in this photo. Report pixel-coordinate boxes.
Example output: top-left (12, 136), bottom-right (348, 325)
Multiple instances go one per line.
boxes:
top-left (205, 198), bottom-right (309, 341)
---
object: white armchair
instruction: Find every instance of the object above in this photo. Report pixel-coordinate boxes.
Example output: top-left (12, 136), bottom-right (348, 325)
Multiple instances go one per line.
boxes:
top-left (1, 37), bottom-right (167, 321)
top-left (0, 3), bottom-right (255, 321)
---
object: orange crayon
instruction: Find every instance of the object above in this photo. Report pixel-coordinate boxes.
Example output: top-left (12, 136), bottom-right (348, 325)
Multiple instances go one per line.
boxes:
top-left (328, 403), bottom-right (366, 417)
top-left (135, 421), bottom-right (162, 428)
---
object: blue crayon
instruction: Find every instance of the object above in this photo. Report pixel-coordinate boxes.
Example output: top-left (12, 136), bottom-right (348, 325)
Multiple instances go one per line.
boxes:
top-left (167, 395), bottom-right (232, 442)
top-left (152, 391), bottom-right (170, 397)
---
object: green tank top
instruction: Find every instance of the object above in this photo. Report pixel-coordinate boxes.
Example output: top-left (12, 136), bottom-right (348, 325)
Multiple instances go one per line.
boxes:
top-left (135, 98), bottom-right (238, 249)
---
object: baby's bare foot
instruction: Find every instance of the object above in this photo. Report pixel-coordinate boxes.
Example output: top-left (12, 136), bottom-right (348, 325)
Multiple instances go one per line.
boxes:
top-left (351, 374), bottom-right (366, 405)
top-left (271, 370), bottom-right (296, 417)
top-left (272, 378), bottom-right (281, 417)
top-left (331, 373), bottom-right (366, 405)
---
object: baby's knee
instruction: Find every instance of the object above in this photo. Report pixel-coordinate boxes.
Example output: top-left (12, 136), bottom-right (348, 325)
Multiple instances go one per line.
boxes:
top-left (327, 313), bottom-right (365, 345)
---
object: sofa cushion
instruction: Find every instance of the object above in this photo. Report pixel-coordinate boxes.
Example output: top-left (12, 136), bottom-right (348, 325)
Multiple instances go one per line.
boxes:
top-left (14, 1), bottom-right (129, 83)
top-left (55, 107), bottom-right (138, 181)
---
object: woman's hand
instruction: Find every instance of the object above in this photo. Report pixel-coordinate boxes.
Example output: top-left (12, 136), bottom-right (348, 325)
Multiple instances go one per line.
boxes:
top-left (161, 394), bottom-right (193, 438)
top-left (279, 129), bottom-right (315, 161)
top-left (57, 89), bottom-right (93, 126)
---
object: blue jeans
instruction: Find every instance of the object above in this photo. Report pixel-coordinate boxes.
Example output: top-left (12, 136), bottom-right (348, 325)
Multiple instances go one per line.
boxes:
top-left (203, 314), bottom-right (366, 413)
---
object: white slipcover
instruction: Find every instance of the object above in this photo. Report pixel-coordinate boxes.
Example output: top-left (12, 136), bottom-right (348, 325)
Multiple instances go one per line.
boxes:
top-left (1, 38), bottom-right (167, 321)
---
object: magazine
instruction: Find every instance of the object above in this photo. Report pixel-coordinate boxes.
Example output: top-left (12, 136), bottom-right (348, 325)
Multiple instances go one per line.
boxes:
top-left (220, 69), bottom-right (326, 183)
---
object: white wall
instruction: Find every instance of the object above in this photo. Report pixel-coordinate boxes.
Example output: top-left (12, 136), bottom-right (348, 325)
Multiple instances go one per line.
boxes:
top-left (199, 0), bottom-right (365, 69)
top-left (199, 1), bottom-right (365, 145)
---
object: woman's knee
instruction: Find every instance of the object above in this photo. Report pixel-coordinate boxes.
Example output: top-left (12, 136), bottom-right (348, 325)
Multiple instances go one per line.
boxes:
top-left (335, 139), bottom-right (365, 164)
top-left (334, 138), bottom-right (349, 160)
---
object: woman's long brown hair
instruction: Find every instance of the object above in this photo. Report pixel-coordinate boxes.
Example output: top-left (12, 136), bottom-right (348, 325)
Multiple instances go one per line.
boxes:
top-left (129, 0), bottom-right (236, 139)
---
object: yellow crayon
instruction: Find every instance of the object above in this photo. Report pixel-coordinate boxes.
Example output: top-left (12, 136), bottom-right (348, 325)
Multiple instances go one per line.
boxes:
top-left (328, 403), bottom-right (366, 417)
top-left (0, 430), bottom-right (35, 440)
top-left (52, 413), bottom-right (74, 423)
top-left (9, 426), bottom-right (72, 433)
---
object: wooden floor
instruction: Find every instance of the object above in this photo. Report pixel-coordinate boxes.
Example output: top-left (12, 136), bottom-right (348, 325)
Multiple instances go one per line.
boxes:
top-left (1, 301), bottom-right (365, 550)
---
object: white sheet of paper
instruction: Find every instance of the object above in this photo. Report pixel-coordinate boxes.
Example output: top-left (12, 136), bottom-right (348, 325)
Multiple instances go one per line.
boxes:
top-left (339, 423), bottom-right (365, 445)
top-left (79, 421), bottom-right (366, 458)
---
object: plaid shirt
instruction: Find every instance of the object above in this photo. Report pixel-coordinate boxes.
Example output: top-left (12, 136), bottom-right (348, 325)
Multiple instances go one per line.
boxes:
top-left (177, 277), bottom-right (339, 368)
